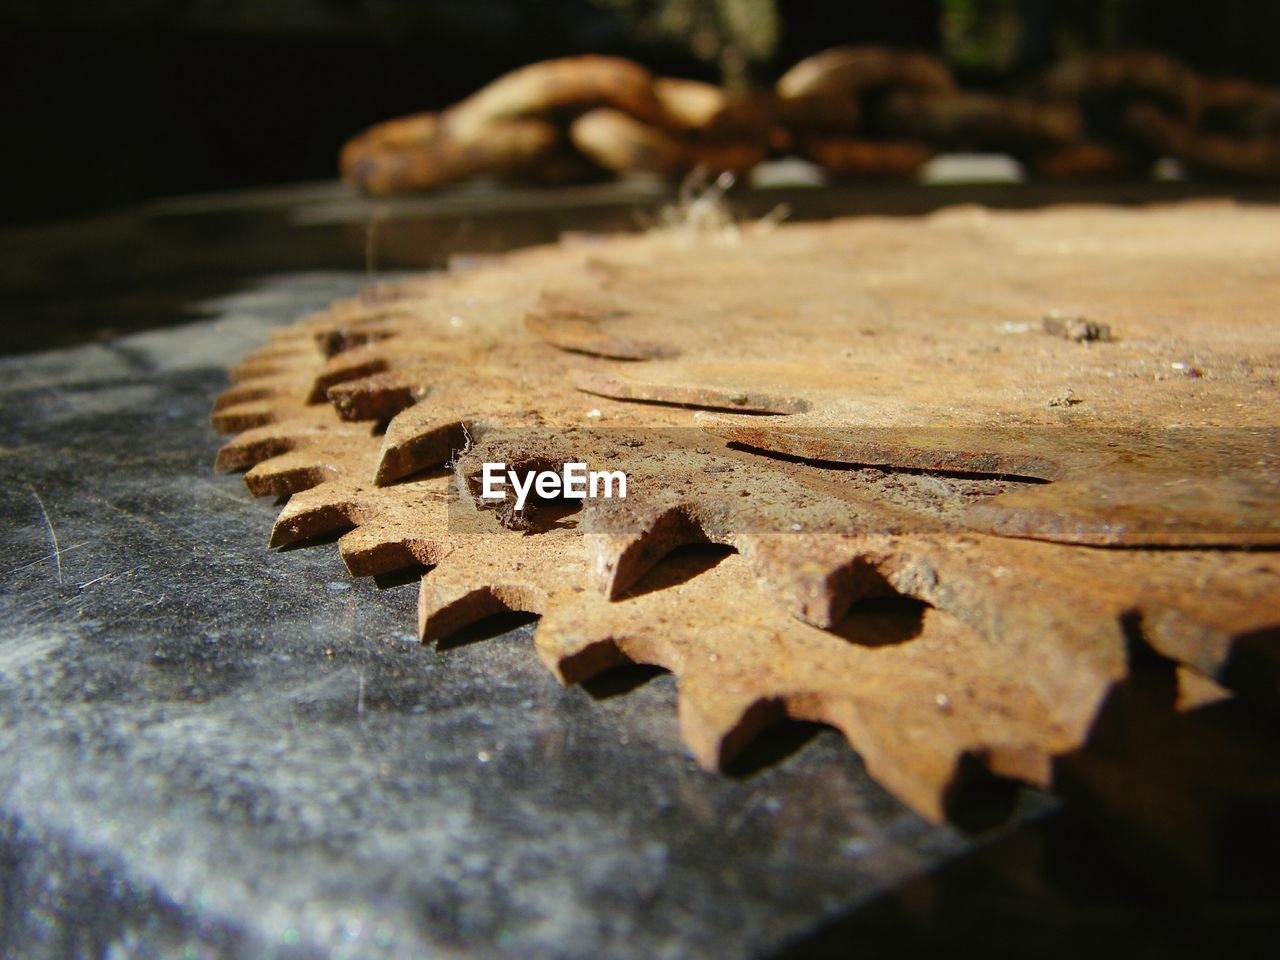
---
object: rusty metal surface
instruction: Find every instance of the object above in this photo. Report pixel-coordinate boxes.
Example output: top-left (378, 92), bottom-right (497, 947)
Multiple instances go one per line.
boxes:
top-left (213, 201), bottom-right (1280, 827)
top-left (12, 276), bottom-right (1043, 960)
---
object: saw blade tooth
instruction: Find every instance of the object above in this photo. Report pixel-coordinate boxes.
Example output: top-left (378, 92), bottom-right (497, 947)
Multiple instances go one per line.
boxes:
top-left (376, 405), bottom-right (473, 486)
top-left (228, 359), bottom-right (294, 383)
top-left (783, 672), bottom-right (1013, 826)
top-left (266, 322), bottom-right (326, 343)
top-left (307, 351), bottom-right (391, 404)
top-left (534, 630), bottom-right (631, 685)
top-left (413, 532), bottom-right (582, 641)
top-left (744, 532), bottom-right (1133, 738)
top-left (791, 693), bottom-right (964, 824)
top-left (338, 523), bottom-right (451, 578)
top-left (868, 537), bottom-right (1131, 735)
top-left (269, 486), bottom-right (371, 548)
top-left (1175, 666), bottom-right (1232, 711)
top-left (676, 677), bottom-right (784, 771)
top-left (316, 283), bottom-right (431, 325)
top-left (738, 533), bottom-right (892, 628)
top-left (243, 331), bottom-right (316, 355)
top-left (313, 326), bottom-right (399, 358)
top-left (327, 371), bottom-right (422, 422)
top-left (314, 302), bottom-right (410, 327)
top-left (244, 450), bottom-right (339, 497)
top-left (586, 506), bottom-right (718, 599)
top-left (228, 346), bottom-right (323, 382)
top-left (214, 430), bottom-right (298, 472)
top-left (418, 581), bottom-right (546, 644)
top-left (212, 376), bottom-right (309, 412)
top-left (210, 399), bottom-right (281, 435)
top-left (556, 547), bottom-right (1081, 820)
top-left (306, 297), bottom-right (421, 326)
top-left (1130, 562), bottom-right (1280, 706)
top-left (789, 686), bottom-right (1062, 823)
top-left (533, 599), bottom-right (679, 685)
top-left (212, 407), bottom-right (348, 470)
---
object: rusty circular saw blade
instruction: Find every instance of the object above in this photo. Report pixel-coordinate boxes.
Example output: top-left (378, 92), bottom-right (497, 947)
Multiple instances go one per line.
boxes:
top-left (213, 201), bottom-right (1280, 823)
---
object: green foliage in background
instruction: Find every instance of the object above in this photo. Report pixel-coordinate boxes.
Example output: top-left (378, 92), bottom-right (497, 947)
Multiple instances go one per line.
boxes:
top-left (593, 0), bottom-right (780, 89)
top-left (941, 0), bottom-right (1023, 71)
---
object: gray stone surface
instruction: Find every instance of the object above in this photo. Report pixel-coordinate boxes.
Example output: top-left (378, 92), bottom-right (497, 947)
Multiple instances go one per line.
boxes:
top-left (0, 273), bottom-right (1024, 959)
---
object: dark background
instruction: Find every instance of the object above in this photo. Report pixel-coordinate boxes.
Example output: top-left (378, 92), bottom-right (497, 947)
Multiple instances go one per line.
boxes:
top-left (3, 0), bottom-right (1279, 224)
